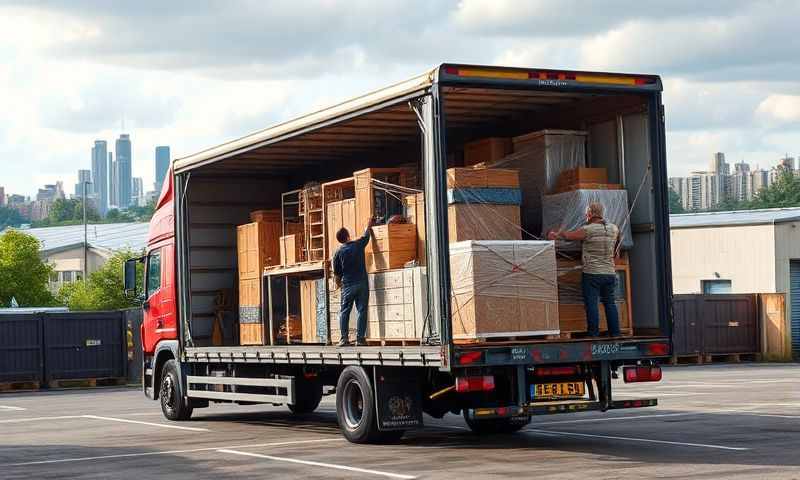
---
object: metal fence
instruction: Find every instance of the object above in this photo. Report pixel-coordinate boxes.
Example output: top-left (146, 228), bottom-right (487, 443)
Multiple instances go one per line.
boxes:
top-left (672, 294), bottom-right (760, 357)
top-left (0, 310), bottom-right (134, 387)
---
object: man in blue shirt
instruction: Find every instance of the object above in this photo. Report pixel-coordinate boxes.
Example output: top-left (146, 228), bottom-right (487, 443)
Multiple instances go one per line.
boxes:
top-left (332, 218), bottom-right (375, 346)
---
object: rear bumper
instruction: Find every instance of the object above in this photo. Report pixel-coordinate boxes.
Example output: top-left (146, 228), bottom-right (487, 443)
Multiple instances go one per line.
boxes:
top-left (465, 398), bottom-right (658, 421)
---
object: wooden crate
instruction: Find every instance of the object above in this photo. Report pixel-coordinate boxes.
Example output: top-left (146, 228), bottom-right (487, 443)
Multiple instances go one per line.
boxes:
top-left (300, 279), bottom-right (324, 343)
top-left (448, 203), bottom-right (522, 242)
top-left (553, 183), bottom-right (622, 194)
top-left (280, 234), bottom-right (303, 266)
top-left (449, 241), bottom-right (559, 341)
top-left (250, 209), bottom-right (281, 223)
top-left (405, 193), bottom-right (426, 266)
top-left (239, 277), bottom-right (261, 306)
top-left (446, 167), bottom-right (520, 189)
top-left (464, 137), bottom-right (512, 166)
top-left (237, 221), bottom-right (281, 280)
top-left (365, 224), bottom-right (416, 272)
top-left (354, 168), bottom-right (414, 234)
top-left (326, 198), bottom-right (357, 260)
top-left (239, 323), bottom-right (264, 345)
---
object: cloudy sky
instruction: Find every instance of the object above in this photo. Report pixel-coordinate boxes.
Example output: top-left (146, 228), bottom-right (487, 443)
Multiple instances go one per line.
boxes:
top-left (1, 0), bottom-right (799, 197)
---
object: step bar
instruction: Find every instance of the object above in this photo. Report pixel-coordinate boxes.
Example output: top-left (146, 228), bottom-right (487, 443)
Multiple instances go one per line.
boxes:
top-left (465, 398), bottom-right (658, 421)
top-left (186, 375), bottom-right (296, 405)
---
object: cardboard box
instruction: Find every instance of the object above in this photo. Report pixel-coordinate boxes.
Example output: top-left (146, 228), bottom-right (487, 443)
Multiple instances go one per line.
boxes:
top-left (446, 167), bottom-right (520, 189)
top-left (464, 137), bottom-right (513, 166)
top-left (448, 204), bottom-right (522, 242)
top-left (449, 240), bottom-right (559, 341)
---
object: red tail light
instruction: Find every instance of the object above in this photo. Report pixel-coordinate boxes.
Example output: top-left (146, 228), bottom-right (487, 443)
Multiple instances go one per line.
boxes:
top-left (535, 366), bottom-right (579, 377)
top-left (645, 343), bottom-right (670, 356)
top-left (455, 375), bottom-right (495, 393)
top-left (623, 366), bottom-right (663, 383)
top-left (457, 351), bottom-right (483, 365)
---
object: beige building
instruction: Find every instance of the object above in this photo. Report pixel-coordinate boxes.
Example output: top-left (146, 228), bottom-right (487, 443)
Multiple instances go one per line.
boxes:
top-left (670, 208), bottom-right (800, 357)
top-left (16, 223), bottom-right (149, 292)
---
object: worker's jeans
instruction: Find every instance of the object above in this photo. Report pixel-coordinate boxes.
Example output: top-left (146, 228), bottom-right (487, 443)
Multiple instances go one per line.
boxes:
top-left (340, 280), bottom-right (369, 342)
top-left (581, 273), bottom-right (620, 337)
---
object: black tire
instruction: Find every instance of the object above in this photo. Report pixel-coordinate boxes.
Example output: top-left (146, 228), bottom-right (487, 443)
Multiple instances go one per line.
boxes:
top-left (160, 359), bottom-right (193, 421)
top-left (463, 411), bottom-right (529, 435)
top-left (288, 376), bottom-right (323, 414)
top-left (336, 366), bottom-right (398, 444)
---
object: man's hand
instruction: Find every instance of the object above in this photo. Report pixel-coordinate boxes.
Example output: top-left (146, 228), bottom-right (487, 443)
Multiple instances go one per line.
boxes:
top-left (368, 216), bottom-right (377, 228)
top-left (334, 275), bottom-right (342, 289)
top-left (546, 229), bottom-right (561, 241)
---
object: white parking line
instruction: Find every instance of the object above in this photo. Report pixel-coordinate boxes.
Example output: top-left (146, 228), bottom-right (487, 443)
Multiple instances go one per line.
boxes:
top-left (532, 412), bottom-right (698, 426)
top-left (526, 428), bottom-right (749, 451)
top-left (0, 415), bottom-right (83, 424)
top-left (218, 449), bottom-right (416, 479)
top-left (82, 415), bottom-right (210, 432)
top-left (0, 405), bottom-right (26, 411)
top-left (3, 438), bottom-right (342, 467)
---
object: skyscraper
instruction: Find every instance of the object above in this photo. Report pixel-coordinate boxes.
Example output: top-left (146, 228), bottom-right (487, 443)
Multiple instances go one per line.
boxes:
top-left (0, 186), bottom-right (5, 206)
top-left (116, 133), bottom-right (132, 209)
top-left (75, 169), bottom-right (92, 198)
top-left (91, 140), bottom-right (108, 215)
top-left (155, 146), bottom-right (170, 194)
top-left (132, 177), bottom-right (143, 206)
top-left (710, 152), bottom-right (730, 175)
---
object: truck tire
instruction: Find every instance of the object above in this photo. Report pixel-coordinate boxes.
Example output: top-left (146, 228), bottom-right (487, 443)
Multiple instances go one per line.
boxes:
top-left (463, 411), bottom-right (529, 435)
top-left (288, 376), bottom-right (323, 414)
top-left (160, 359), bottom-right (193, 421)
top-left (336, 366), bottom-right (403, 443)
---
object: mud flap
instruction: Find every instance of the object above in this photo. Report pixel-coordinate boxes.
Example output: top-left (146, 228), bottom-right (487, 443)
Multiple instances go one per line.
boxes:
top-left (373, 367), bottom-right (423, 431)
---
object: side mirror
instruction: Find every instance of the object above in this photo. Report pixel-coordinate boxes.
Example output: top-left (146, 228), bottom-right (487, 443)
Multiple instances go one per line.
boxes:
top-left (124, 258), bottom-right (139, 295)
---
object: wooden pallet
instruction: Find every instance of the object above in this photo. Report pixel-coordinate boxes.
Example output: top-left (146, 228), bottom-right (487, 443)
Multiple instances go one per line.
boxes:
top-left (0, 381), bottom-right (40, 392)
top-left (669, 353), bottom-right (760, 365)
top-left (48, 377), bottom-right (127, 389)
top-left (669, 354), bottom-right (704, 365)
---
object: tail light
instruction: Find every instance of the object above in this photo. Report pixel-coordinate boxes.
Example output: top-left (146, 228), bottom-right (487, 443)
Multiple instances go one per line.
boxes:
top-left (457, 351), bottom-right (483, 365)
top-left (645, 343), bottom-right (670, 356)
top-left (455, 375), bottom-right (495, 393)
top-left (623, 366), bottom-right (663, 383)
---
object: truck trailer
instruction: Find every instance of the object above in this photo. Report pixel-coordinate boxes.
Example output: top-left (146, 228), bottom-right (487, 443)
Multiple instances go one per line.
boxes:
top-left (126, 63), bottom-right (673, 443)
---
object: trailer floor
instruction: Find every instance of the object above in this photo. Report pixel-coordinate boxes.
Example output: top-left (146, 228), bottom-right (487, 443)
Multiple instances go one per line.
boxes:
top-left (0, 363), bottom-right (798, 479)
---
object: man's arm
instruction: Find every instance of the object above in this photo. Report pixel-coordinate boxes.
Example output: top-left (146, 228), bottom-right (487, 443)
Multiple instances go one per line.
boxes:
top-left (332, 251), bottom-right (343, 287)
top-left (547, 226), bottom-right (587, 241)
top-left (356, 217), bottom-right (377, 248)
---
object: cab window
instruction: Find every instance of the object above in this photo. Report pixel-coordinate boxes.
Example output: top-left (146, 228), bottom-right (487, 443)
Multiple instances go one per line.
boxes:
top-left (146, 250), bottom-right (162, 298)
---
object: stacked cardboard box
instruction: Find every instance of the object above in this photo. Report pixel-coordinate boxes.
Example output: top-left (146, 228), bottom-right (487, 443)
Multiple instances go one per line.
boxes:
top-left (449, 240), bottom-right (559, 341)
top-left (236, 212), bottom-right (281, 345)
top-left (446, 167), bottom-right (522, 242)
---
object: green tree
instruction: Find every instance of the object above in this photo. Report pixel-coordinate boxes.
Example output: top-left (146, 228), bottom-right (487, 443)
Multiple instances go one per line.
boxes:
top-left (0, 230), bottom-right (55, 307)
top-left (57, 249), bottom-right (143, 311)
top-left (668, 188), bottom-right (685, 214)
top-left (0, 206), bottom-right (25, 229)
top-left (750, 171), bottom-right (800, 209)
top-left (48, 198), bottom-right (77, 223)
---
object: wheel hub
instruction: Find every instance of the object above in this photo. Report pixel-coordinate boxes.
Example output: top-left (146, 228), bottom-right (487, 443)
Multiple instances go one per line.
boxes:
top-left (342, 379), bottom-right (364, 429)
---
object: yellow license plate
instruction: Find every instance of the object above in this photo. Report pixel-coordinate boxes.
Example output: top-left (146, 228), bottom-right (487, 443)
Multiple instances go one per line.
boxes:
top-left (533, 382), bottom-right (585, 399)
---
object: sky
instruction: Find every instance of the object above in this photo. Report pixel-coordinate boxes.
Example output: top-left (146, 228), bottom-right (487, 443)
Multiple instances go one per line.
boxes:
top-left (1, 1), bottom-right (799, 198)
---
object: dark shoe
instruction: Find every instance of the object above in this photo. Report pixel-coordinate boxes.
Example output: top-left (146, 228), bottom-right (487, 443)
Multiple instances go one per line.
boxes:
top-left (337, 338), bottom-right (351, 347)
top-left (355, 338), bottom-right (367, 346)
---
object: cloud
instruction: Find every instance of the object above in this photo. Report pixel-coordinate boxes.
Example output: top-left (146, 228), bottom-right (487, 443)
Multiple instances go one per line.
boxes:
top-left (756, 95), bottom-right (800, 126)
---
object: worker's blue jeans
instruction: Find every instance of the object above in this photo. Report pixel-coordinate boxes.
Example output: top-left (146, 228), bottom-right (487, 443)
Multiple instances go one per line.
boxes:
top-left (340, 280), bottom-right (369, 342)
top-left (581, 273), bottom-right (621, 337)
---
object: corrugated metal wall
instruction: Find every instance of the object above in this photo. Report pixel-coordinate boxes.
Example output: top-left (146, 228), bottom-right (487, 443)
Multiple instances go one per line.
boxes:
top-left (790, 261), bottom-right (800, 357)
top-left (0, 314), bottom-right (43, 384)
top-left (673, 294), bottom-right (759, 356)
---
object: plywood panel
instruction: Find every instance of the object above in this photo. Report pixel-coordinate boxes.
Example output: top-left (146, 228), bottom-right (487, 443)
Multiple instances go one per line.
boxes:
top-left (239, 323), bottom-right (263, 345)
top-left (446, 168), bottom-right (519, 189)
top-left (237, 221), bottom-right (281, 280)
top-left (280, 234), bottom-right (303, 266)
top-left (448, 204), bottom-right (522, 242)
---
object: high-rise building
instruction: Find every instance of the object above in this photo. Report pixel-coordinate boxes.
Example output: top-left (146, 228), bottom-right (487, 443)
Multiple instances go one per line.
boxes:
top-left (116, 134), bottom-right (132, 209)
top-left (710, 152), bottom-right (730, 176)
top-left (779, 155), bottom-right (795, 171)
top-left (132, 177), bottom-right (143, 206)
top-left (74, 169), bottom-right (92, 198)
top-left (731, 162), bottom-right (752, 201)
top-left (91, 140), bottom-right (108, 215)
top-left (0, 186), bottom-right (4, 206)
top-left (751, 169), bottom-right (770, 196)
top-left (155, 146), bottom-right (170, 194)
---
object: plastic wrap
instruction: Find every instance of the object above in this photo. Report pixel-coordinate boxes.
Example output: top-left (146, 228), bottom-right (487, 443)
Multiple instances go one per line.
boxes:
top-left (487, 130), bottom-right (587, 235)
top-left (541, 189), bottom-right (633, 251)
top-left (449, 240), bottom-right (559, 339)
top-left (447, 187), bottom-right (521, 205)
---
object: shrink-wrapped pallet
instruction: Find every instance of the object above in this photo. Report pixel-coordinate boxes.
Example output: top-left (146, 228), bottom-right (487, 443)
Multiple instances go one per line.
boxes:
top-left (541, 189), bottom-right (633, 252)
top-left (449, 240), bottom-right (559, 341)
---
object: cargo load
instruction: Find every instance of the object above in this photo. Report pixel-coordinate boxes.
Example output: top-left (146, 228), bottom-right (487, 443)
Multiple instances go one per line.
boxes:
top-left (541, 189), bottom-right (633, 251)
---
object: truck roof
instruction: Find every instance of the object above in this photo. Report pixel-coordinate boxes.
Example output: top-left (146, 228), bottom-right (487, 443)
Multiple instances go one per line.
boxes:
top-left (174, 63), bottom-right (661, 174)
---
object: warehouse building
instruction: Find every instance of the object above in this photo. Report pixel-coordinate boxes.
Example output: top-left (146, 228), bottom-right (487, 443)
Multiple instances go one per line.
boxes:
top-left (670, 207), bottom-right (800, 356)
top-left (14, 223), bottom-right (149, 292)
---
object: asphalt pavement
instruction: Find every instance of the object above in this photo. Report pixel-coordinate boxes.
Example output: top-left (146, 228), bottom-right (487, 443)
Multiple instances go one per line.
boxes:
top-left (0, 363), bottom-right (798, 479)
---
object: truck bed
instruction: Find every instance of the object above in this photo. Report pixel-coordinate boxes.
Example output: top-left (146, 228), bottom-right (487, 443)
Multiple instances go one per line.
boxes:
top-left (184, 335), bottom-right (669, 368)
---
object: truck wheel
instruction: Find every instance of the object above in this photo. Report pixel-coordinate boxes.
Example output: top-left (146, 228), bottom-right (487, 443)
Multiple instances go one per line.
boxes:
top-left (288, 376), bottom-right (323, 414)
top-left (160, 359), bottom-right (193, 421)
top-left (463, 411), bottom-right (529, 435)
top-left (335, 366), bottom-right (388, 443)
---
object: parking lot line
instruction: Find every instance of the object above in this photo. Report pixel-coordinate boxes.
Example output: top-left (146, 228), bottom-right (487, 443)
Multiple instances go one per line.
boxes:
top-left (3, 438), bottom-right (343, 467)
top-left (218, 449), bottom-right (416, 479)
top-left (526, 428), bottom-right (749, 451)
top-left (533, 412), bottom-right (698, 426)
top-left (81, 415), bottom-right (210, 432)
top-left (0, 405), bottom-right (26, 411)
top-left (0, 415), bottom-right (83, 424)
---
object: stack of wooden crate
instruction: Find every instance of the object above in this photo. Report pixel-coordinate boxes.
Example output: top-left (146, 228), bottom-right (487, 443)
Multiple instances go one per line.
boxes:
top-left (236, 210), bottom-right (281, 345)
top-left (446, 167), bottom-right (522, 242)
top-left (463, 137), bottom-right (512, 166)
